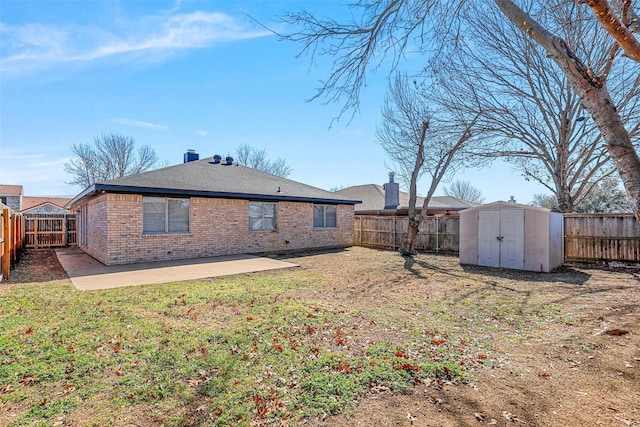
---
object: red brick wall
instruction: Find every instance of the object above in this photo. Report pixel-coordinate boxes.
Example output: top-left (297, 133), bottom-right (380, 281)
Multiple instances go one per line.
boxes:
top-left (81, 194), bottom-right (354, 265)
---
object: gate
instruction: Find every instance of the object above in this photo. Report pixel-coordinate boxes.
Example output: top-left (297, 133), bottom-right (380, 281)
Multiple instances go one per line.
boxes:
top-left (24, 214), bottom-right (77, 248)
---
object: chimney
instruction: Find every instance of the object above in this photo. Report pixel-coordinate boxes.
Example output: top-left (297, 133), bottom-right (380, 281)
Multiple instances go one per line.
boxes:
top-left (184, 149), bottom-right (199, 163)
top-left (383, 172), bottom-right (399, 210)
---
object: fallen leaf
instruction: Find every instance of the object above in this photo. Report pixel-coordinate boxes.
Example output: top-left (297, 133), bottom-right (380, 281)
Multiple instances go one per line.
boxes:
top-left (606, 329), bottom-right (629, 336)
top-left (474, 412), bottom-right (485, 421)
top-left (20, 376), bottom-right (36, 386)
top-left (488, 419), bottom-right (497, 425)
top-left (25, 327), bottom-right (33, 335)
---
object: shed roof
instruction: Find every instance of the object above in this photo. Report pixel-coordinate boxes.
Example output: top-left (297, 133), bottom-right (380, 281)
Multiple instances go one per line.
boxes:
top-left (68, 157), bottom-right (360, 209)
top-left (460, 200), bottom-right (550, 213)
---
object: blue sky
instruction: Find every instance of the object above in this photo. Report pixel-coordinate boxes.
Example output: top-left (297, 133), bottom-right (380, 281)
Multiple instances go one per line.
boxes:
top-left (0, 0), bottom-right (546, 203)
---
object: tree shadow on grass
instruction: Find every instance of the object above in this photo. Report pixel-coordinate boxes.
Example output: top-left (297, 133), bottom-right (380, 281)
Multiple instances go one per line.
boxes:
top-left (403, 255), bottom-right (591, 285)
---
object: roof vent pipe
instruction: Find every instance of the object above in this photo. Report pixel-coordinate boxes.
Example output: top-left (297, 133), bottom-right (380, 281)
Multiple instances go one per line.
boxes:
top-left (184, 149), bottom-right (199, 163)
top-left (213, 154), bottom-right (222, 164)
top-left (225, 156), bottom-right (234, 165)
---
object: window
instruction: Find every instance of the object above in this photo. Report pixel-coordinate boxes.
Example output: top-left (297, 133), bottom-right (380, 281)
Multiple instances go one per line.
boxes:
top-left (143, 197), bottom-right (190, 234)
top-left (249, 202), bottom-right (277, 231)
top-left (314, 205), bottom-right (337, 228)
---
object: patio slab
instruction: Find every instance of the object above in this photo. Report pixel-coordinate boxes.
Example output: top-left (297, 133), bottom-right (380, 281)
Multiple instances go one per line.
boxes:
top-left (55, 247), bottom-right (298, 291)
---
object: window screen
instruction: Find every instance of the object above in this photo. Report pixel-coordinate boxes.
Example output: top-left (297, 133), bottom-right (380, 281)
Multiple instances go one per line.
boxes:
top-left (249, 202), bottom-right (277, 231)
top-left (314, 205), bottom-right (337, 228)
top-left (143, 197), bottom-right (189, 234)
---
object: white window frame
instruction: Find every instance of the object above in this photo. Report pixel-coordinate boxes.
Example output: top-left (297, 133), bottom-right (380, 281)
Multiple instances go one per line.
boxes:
top-left (143, 197), bottom-right (190, 234)
top-left (313, 204), bottom-right (338, 229)
top-left (249, 201), bottom-right (278, 231)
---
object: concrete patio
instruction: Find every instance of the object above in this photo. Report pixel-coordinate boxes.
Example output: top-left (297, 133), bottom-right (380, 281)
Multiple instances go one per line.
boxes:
top-left (55, 247), bottom-right (299, 291)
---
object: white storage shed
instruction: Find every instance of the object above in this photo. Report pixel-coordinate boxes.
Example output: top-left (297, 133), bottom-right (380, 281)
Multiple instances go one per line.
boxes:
top-left (459, 201), bottom-right (564, 272)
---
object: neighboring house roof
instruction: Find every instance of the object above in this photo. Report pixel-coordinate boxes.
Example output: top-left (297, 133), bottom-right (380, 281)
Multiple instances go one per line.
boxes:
top-left (335, 184), bottom-right (478, 212)
top-left (68, 157), bottom-right (361, 209)
top-left (0, 185), bottom-right (23, 196)
top-left (21, 197), bottom-right (72, 212)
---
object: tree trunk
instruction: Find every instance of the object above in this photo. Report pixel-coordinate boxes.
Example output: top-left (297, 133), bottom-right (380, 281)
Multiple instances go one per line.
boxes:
top-left (402, 218), bottom-right (421, 254)
top-left (493, 0), bottom-right (640, 220)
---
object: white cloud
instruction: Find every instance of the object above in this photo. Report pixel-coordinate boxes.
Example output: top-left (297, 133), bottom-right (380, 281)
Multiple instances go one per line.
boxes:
top-left (0, 10), bottom-right (272, 77)
top-left (0, 150), bottom-right (78, 195)
top-left (193, 130), bottom-right (209, 136)
top-left (110, 118), bottom-right (169, 130)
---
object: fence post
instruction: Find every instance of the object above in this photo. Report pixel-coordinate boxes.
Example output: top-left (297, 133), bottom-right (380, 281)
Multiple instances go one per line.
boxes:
top-left (435, 215), bottom-right (440, 254)
top-left (392, 216), bottom-right (396, 251)
top-left (34, 218), bottom-right (38, 250)
top-left (63, 214), bottom-right (68, 246)
top-left (3, 208), bottom-right (10, 280)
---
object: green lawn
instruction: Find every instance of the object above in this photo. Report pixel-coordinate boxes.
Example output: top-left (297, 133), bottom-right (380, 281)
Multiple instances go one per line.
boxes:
top-left (0, 252), bottom-right (466, 426)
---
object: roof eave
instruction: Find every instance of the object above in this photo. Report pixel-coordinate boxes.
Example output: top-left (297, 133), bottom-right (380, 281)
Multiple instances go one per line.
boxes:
top-left (68, 184), bottom-right (361, 207)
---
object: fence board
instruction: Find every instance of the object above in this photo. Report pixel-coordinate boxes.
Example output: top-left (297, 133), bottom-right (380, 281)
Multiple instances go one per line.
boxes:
top-left (1, 205), bottom-right (25, 280)
top-left (564, 214), bottom-right (640, 262)
top-left (355, 215), bottom-right (459, 253)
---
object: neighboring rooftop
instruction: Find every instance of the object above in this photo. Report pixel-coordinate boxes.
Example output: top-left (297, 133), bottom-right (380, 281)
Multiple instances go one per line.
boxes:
top-left (335, 184), bottom-right (479, 213)
top-left (0, 184), bottom-right (24, 196)
top-left (22, 196), bottom-right (73, 211)
top-left (69, 156), bottom-right (361, 209)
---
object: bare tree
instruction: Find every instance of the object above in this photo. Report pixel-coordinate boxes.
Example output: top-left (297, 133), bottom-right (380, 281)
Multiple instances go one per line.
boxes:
top-left (494, 0), bottom-right (640, 218)
top-left (532, 177), bottom-right (631, 212)
top-left (377, 73), bottom-right (480, 253)
top-left (443, 180), bottom-right (485, 204)
top-left (65, 133), bottom-right (160, 189)
top-left (279, 0), bottom-right (640, 220)
top-left (577, 0), bottom-right (640, 62)
top-left (235, 144), bottom-right (293, 178)
top-left (437, 1), bottom-right (639, 212)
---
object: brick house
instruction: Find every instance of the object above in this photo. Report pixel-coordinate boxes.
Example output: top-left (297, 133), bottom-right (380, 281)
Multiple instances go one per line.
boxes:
top-left (67, 152), bottom-right (360, 266)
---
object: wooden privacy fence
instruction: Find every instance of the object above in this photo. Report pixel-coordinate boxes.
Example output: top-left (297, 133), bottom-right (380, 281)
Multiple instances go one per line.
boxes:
top-left (24, 214), bottom-right (77, 249)
top-left (564, 214), bottom-right (640, 262)
top-left (1, 205), bottom-right (25, 280)
top-left (355, 213), bottom-right (640, 263)
top-left (355, 215), bottom-right (460, 253)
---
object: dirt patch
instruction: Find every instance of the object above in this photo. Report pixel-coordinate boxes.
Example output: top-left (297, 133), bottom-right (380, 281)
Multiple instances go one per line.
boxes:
top-left (4, 247), bottom-right (640, 426)
top-left (4, 249), bottom-right (69, 284)
top-left (278, 249), bottom-right (640, 427)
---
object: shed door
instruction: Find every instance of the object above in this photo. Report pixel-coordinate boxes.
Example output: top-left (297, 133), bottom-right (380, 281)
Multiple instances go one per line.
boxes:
top-left (478, 211), bottom-right (500, 267)
top-left (500, 209), bottom-right (524, 270)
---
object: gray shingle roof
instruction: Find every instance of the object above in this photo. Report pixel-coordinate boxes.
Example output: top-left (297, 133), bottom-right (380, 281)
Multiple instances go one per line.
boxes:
top-left (68, 157), bottom-right (360, 208)
top-left (335, 184), bottom-right (478, 212)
